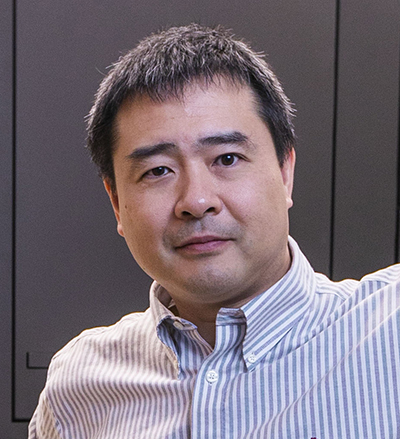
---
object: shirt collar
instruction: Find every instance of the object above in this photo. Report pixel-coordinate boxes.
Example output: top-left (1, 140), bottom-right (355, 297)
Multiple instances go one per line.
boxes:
top-left (150, 282), bottom-right (177, 326)
top-left (240, 236), bottom-right (316, 368)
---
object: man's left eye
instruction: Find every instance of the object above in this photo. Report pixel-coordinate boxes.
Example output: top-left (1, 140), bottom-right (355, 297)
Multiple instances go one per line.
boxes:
top-left (216, 154), bottom-right (239, 166)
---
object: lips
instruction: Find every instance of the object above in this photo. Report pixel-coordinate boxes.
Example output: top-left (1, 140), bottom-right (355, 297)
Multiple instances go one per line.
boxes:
top-left (175, 235), bottom-right (231, 253)
top-left (176, 235), bottom-right (226, 247)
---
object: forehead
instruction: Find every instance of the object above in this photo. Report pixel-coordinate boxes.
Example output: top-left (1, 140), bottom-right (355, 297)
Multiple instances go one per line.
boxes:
top-left (114, 79), bottom-right (264, 146)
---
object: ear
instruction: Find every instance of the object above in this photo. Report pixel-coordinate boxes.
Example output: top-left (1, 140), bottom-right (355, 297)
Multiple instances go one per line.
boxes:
top-left (103, 179), bottom-right (125, 237)
top-left (280, 148), bottom-right (296, 209)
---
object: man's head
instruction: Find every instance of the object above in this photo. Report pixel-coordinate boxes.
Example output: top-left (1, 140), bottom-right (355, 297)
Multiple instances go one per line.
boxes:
top-left (87, 24), bottom-right (296, 310)
top-left (87, 23), bottom-right (295, 192)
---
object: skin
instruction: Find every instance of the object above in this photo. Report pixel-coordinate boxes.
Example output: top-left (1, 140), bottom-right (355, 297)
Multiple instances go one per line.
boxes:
top-left (104, 79), bottom-right (295, 346)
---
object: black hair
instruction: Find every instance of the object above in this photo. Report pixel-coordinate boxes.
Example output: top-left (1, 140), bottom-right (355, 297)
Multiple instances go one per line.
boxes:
top-left (86, 23), bottom-right (295, 190)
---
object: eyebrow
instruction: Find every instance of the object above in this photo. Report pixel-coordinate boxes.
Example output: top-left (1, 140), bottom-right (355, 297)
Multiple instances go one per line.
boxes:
top-left (197, 131), bottom-right (250, 147)
top-left (125, 131), bottom-right (253, 163)
top-left (126, 142), bottom-right (176, 162)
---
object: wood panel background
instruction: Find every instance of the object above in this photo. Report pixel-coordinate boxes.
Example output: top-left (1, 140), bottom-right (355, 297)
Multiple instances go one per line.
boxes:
top-left (1, 0), bottom-right (399, 435)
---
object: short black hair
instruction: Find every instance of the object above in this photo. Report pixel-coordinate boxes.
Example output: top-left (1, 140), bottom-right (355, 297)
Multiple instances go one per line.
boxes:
top-left (86, 23), bottom-right (295, 190)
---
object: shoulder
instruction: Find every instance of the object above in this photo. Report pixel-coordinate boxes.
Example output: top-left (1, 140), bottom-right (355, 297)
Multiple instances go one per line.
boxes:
top-left (310, 263), bottom-right (400, 329)
top-left (350, 262), bottom-right (400, 307)
top-left (28, 311), bottom-right (151, 437)
top-left (357, 263), bottom-right (400, 311)
top-left (40, 308), bottom-right (170, 408)
top-left (47, 308), bottom-right (158, 376)
top-left (359, 262), bottom-right (400, 286)
top-left (315, 262), bottom-right (400, 299)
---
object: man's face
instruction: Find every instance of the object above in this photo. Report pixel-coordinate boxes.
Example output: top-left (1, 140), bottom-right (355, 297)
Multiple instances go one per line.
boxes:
top-left (105, 79), bottom-right (295, 308)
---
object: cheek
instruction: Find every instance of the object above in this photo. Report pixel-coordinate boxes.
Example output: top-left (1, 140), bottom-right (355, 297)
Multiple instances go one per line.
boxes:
top-left (120, 197), bottom-right (169, 253)
top-left (232, 178), bottom-right (289, 232)
top-left (120, 209), bottom-right (162, 277)
top-left (230, 176), bottom-right (281, 212)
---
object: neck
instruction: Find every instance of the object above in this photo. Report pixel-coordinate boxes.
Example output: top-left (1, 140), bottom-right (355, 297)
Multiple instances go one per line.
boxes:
top-left (172, 299), bottom-right (219, 347)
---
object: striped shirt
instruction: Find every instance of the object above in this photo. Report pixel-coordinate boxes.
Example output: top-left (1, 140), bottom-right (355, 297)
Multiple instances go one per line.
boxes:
top-left (29, 237), bottom-right (400, 438)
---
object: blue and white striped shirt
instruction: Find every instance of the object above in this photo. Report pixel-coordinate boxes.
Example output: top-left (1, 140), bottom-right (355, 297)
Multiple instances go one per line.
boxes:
top-left (29, 237), bottom-right (400, 438)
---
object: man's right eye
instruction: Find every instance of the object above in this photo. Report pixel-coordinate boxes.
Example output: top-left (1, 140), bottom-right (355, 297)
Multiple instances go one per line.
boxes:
top-left (143, 166), bottom-right (171, 179)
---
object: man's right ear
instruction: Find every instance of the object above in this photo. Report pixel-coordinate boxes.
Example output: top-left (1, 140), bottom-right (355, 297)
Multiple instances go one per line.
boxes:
top-left (103, 179), bottom-right (125, 237)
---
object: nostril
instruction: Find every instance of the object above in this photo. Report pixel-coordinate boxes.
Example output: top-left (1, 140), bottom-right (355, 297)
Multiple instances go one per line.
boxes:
top-left (179, 205), bottom-right (216, 219)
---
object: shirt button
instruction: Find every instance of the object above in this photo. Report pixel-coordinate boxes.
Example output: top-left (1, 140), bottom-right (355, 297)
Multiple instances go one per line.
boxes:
top-left (206, 370), bottom-right (219, 383)
top-left (248, 353), bottom-right (257, 364)
top-left (173, 321), bottom-right (184, 330)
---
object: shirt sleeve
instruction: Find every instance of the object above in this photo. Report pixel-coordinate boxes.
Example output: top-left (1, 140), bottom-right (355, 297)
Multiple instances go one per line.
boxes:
top-left (28, 391), bottom-right (62, 439)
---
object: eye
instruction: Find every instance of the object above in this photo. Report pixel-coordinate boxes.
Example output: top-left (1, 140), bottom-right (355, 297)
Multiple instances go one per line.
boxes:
top-left (215, 153), bottom-right (240, 167)
top-left (143, 166), bottom-right (171, 179)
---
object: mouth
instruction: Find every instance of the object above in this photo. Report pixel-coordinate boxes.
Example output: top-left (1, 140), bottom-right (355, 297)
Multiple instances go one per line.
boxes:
top-left (175, 235), bottom-right (231, 254)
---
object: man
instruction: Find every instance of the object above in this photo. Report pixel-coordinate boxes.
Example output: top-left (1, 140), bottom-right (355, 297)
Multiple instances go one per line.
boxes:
top-left (29, 24), bottom-right (400, 438)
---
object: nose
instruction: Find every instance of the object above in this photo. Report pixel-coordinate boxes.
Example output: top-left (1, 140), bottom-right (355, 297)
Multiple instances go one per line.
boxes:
top-left (174, 168), bottom-right (222, 219)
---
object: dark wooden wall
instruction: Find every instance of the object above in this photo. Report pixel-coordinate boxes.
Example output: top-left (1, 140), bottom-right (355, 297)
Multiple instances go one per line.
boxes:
top-left (1, 0), bottom-right (399, 435)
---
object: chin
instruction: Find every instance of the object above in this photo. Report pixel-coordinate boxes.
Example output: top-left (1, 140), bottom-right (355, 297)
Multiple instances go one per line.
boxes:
top-left (176, 269), bottom-right (244, 300)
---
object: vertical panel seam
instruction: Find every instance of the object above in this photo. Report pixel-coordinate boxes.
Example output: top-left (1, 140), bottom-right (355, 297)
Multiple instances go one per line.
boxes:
top-left (395, 23), bottom-right (400, 263)
top-left (11, 0), bottom-right (17, 423)
top-left (329, 0), bottom-right (341, 279)
top-left (10, 0), bottom-right (29, 423)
